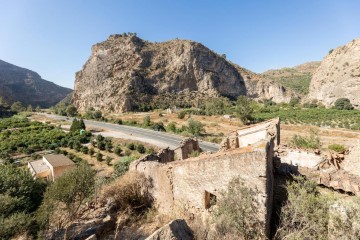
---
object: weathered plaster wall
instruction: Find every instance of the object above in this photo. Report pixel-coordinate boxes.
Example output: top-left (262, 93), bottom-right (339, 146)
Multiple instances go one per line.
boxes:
top-left (53, 165), bottom-right (76, 180)
top-left (132, 142), bottom-right (274, 236)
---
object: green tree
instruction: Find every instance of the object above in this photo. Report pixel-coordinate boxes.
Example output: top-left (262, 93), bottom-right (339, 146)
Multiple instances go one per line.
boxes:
top-left (235, 96), bottom-right (253, 124)
top-left (166, 122), bottom-right (177, 133)
top-left (93, 110), bottom-right (102, 119)
top-left (10, 101), bottom-right (25, 112)
top-left (26, 105), bottom-right (33, 112)
top-left (98, 141), bottom-right (106, 151)
top-left (96, 134), bottom-right (105, 142)
top-left (203, 97), bottom-right (231, 116)
top-left (106, 156), bottom-right (113, 165)
top-left (0, 165), bottom-right (46, 239)
top-left (187, 119), bottom-right (204, 136)
top-left (114, 145), bottom-right (122, 156)
top-left (152, 122), bottom-right (166, 131)
top-left (35, 106), bottom-right (41, 112)
top-left (113, 156), bottom-right (136, 177)
top-left (143, 115), bottom-right (151, 127)
top-left (37, 164), bottom-right (96, 236)
top-left (66, 105), bottom-right (78, 117)
top-left (136, 144), bottom-right (146, 154)
top-left (334, 98), bottom-right (354, 110)
top-left (70, 118), bottom-right (85, 132)
top-left (96, 152), bottom-right (103, 161)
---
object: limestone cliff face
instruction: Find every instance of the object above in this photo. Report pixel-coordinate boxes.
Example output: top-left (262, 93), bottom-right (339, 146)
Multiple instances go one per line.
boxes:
top-left (73, 34), bottom-right (293, 112)
top-left (73, 34), bottom-right (250, 112)
top-left (233, 64), bottom-right (294, 103)
top-left (0, 60), bottom-right (72, 107)
top-left (309, 39), bottom-right (360, 108)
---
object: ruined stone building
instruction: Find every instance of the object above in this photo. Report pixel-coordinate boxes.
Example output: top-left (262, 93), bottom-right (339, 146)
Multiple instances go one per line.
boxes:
top-left (131, 119), bottom-right (280, 238)
top-left (130, 117), bottom-right (360, 238)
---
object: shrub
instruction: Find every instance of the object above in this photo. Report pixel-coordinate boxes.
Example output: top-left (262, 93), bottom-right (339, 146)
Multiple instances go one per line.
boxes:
top-left (96, 152), bottom-right (103, 162)
top-left (152, 122), bottom-right (166, 131)
top-left (178, 111), bottom-right (186, 119)
top-left (113, 156), bottom-right (137, 177)
top-left (329, 198), bottom-right (360, 239)
top-left (334, 98), bottom-right (354, 110)
top-left (213, 177), bottom-right (264, 239)
top-left (166, 122), bottom-right (177, 133)
top-left (289, 97), bottom-right (300, 107)
top-left (37, 164), bottom-right (96, 232)
top-left (100, 172), bottom-right (151, 214)
top-left (290, 130), bottom-right (321, 149)
top-left (106, 156), bottom-right (113, 166)
top-left (202, 97), bottom-right (231, 116)
top-left (187, 119), bottom-right (204, 136)
top-left (136, 144), bottom-right (146, 154)
top-left (275, 176), bottom-right (331, 239)
top-left (146, 147), bottom-right (155, 154)
top-left (89, 148), bottom-right (95, 156)
top-left (235, 96), bottom-right (253, 124)
top-left (143, 115), bottom-right (151, 127)
top-left (328, 144), bottom-right (346, 153)
top-left (97, 141), bottom-right (106, 151)
top-left (66, 105), bottom-right (78, 117)
top-left (128, 142), bottom-right (136, 150)
top-left (114, 146), bottom-right (122, 156)
top-left (93, 110), bottom-right (102, 119)
top-left (0, 212), bottom-right (32, 239)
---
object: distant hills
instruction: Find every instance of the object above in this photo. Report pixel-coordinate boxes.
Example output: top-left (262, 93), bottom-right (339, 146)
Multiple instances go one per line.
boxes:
top-left (0, 60), bottom-right (72, 108)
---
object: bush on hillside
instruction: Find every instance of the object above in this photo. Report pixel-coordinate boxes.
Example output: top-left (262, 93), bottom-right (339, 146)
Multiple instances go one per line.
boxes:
top-left (275, 176), bottom-right (332, 239)
top-left (290, 130), bottom-right (321, 149)
top-left (334, 98), bottom-right (354, 110)
top-left (212, 177), bottom-right (264, 239)
top-left (113, 156), bottom-right (137, 177)
top-left (328, 144), bottom-right (346, 153)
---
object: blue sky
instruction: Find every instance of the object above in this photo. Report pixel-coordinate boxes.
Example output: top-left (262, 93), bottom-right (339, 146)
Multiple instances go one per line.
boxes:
top-left (1, 0), bottom-right (360, 89)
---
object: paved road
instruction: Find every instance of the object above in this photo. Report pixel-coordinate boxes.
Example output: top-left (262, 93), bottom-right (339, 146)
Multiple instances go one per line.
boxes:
top-left (38, 113), bottom-right (220, 152)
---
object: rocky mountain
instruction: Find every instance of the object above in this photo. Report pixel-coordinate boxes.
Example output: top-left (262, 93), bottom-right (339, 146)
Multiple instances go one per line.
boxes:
top-left (73, 34), bottom-right (292, 113)
top-left (309, 39), bottom-right (360, 108)
top-left (0, 60), bottom-right (72, 108)
top-left (262, 61), bottom-right (320, 96)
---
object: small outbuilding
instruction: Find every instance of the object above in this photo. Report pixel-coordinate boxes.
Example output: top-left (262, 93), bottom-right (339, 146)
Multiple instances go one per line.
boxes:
top-left (28, 154), bottom-right (75, 181)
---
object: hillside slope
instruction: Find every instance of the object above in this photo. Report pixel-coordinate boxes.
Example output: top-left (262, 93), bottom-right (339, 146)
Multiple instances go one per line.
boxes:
top-left (262, 61), bottom-right (320, 96)
top-left (309, 39), bottom-right (360, 108)
top-left (0, 60), bottom-right (72, 107)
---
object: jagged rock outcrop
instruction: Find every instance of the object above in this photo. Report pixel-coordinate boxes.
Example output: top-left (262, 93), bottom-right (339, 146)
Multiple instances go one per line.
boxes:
top-left (308, 39), bottom-right (360, 108)
top-left (73, 34), bottom-right (290, 113)
top-left (0, 60), bottom-right (72, 108)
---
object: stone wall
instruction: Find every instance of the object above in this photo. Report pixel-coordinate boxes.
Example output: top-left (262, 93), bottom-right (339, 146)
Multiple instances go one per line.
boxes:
top-left (276, 145), bottom-right (360, 196)
top-left (174, 138), bottom-right (201, 160)
top-left (219, 118), bottom-right (280, 151)
top-left (131, 140), bottom-right (275, 237)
